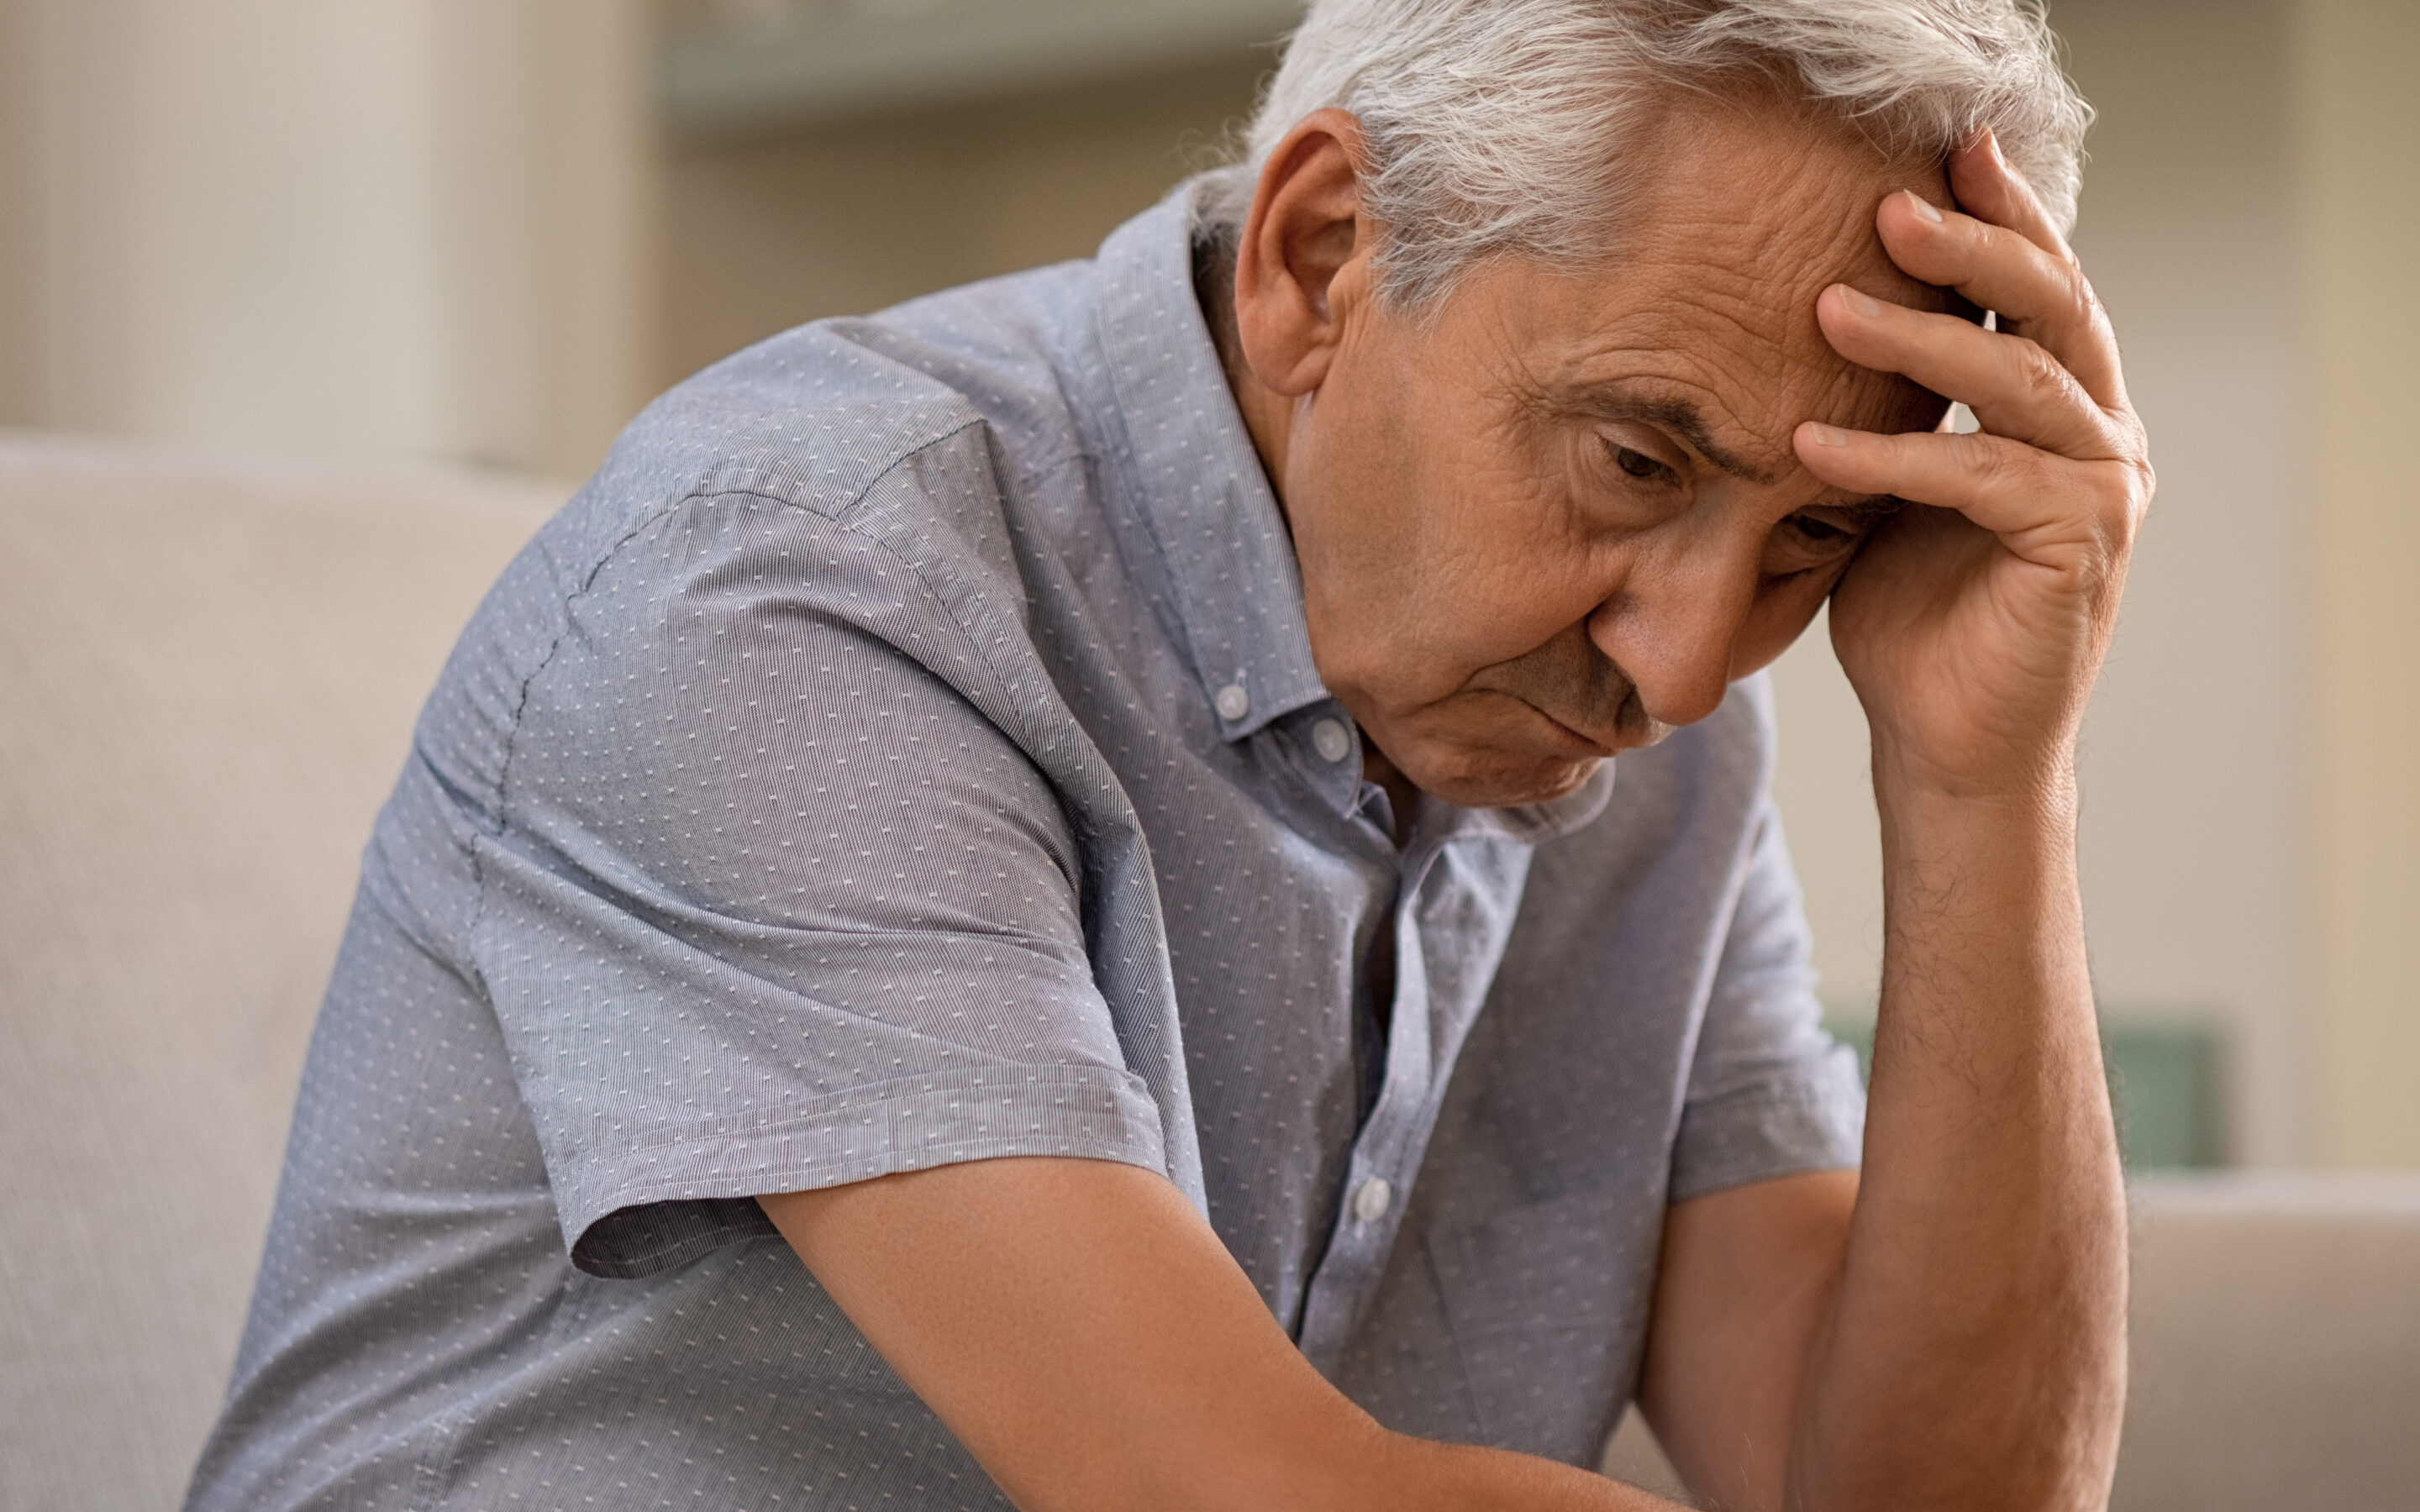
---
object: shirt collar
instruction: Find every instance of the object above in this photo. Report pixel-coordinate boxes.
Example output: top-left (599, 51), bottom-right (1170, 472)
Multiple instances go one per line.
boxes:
top-left (1091, 178), bottom-right (1330, 743)
top-left (1422, 760), bottom-right (1620, 848)
top-left (1086, 179), bottom-right (1622, 849)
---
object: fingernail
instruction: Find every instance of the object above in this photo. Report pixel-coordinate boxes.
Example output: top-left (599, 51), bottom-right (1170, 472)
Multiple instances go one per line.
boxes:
top-left (1984, 129), bottom-right (2007, 169)
top-left (1904, 189), bottom-right (1943, 224)
top-left (1806, 423), bottom-right (1850, 448)
top-left (1837, 285), bottom-right (1885, 319)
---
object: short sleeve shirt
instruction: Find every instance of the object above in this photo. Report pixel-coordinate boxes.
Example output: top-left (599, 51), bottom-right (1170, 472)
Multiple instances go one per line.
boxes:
top-left (187, 178), bottom-right (1864, 1512)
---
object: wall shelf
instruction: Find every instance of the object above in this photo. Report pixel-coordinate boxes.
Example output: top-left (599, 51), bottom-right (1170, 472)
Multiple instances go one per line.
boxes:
top-left (660, 0), bottom-right (1306, 136)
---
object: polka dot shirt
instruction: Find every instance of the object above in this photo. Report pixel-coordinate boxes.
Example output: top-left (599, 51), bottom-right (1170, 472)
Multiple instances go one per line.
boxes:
top-left (186, 181), bottom-right (1863, 1512)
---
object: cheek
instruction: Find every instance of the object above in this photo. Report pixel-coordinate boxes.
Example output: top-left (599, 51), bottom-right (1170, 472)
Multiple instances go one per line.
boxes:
top-left (1409, 480), bottom-right (1622, 688)
top-left (1321, 401), bottom-right (1591, 654)
top-left (1284, 381), bottom-right (1415, 606)
top-left (1730, 571), bottom-right (1836, 679)
top-left (1296, 328), bottom-right (1630, 702)
top-left (1427, 417), bottom-right (1617, 614)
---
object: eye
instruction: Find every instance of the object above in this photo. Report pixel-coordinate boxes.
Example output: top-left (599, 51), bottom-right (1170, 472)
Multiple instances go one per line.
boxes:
top-left (1609, 444), bottom-right (1672, 482)
top-left (1785, 512), bottom-right (1854, 545)
top-left (1761, 507), bottom-right (1875, 577)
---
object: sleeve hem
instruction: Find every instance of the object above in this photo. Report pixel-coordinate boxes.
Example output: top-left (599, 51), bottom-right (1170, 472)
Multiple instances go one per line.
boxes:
top-left (556, 1062), bottom-right (1168, 1277)
top-left (1667, 1049), bottom-right (1865, 1205)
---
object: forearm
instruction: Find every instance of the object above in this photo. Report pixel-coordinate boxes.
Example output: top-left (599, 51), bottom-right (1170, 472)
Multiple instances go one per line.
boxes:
top-left (1376, 1434), bottom-right (1690, 1512)
top-left (1793, 761), bottom-right (2126, 1510)
top-left (768, 1159), bottom-right (1695, 1512)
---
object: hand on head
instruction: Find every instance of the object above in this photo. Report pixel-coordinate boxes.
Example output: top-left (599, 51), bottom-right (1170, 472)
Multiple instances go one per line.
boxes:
top-left (1796, 130), bottom-right (2154, 806)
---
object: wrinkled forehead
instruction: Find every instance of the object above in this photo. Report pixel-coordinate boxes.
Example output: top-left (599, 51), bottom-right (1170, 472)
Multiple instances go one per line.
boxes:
top-left (1624, 88), bottom-right (1957, 296)
top-left (1491, 92), bottom-right (1962, 457)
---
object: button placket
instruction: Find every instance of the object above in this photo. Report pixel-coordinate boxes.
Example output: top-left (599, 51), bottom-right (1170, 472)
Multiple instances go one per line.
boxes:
top-left (1293, 841), bottom-right (1449, 1363)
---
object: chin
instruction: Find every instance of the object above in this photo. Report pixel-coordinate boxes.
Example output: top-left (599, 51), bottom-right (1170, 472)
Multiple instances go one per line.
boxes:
top-left (1412, 749), bottom-right (1604, 811)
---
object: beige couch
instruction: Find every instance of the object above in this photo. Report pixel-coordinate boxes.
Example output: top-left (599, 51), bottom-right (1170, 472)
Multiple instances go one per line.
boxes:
top-left (5, 432), bottom-right (2417, 1511)
top-left (0, 433), bottom-right (558, 1512)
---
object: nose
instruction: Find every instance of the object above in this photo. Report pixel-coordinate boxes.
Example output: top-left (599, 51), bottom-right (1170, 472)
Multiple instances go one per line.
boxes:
top-left (1584, 544), bottom-right (1760, 731)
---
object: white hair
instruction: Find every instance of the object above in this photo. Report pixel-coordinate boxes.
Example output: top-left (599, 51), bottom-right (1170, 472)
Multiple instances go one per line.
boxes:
top-left (1212, 0), bottom-right (2091, 308)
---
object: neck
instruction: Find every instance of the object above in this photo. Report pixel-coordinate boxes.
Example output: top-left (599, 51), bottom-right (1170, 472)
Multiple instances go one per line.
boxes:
top-left (1192, 234), bottom-right (1296, 505)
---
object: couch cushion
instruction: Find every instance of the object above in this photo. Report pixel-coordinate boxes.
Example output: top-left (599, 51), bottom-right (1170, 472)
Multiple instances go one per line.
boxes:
top-left (0, 433), bottom-right (556, 1512)
top-left (2117, 1173), bottom-right (2420, 1511)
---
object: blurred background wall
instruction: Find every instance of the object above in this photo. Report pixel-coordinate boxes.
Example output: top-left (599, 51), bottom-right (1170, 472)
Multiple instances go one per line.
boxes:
top-left (0, 0), bottom-right (657, 479)
top-left (2, 0), bottom-right (2413, 1170)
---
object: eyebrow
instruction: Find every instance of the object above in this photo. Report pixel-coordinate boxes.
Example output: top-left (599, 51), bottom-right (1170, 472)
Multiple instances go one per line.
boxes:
top-left (1828, 494), bottom-right (1909, 524)
top-left (1566, 386), bottom-right (1781, 486)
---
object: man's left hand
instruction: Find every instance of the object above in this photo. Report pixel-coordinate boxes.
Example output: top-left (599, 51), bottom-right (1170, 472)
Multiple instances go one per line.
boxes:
top-left (1796, 130), bottom-right (2154, 806)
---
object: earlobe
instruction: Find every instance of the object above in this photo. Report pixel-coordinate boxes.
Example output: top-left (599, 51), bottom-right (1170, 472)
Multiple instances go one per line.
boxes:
top-left (1234, 108), bottom-right (1376, 398)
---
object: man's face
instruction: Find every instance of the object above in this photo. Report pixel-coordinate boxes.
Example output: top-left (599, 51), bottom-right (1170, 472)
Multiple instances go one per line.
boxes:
top-left (1261, 102), bottom-right (1960, 808)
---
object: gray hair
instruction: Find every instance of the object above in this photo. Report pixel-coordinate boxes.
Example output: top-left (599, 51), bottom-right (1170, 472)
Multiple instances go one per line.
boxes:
top-left (1207, 0), bottom-right (2091, 309)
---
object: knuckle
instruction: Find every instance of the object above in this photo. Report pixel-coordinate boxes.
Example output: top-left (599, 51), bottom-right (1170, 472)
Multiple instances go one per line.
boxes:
top-left (2125, 456), bottom-right (2158, 526)
top-left (2116, 409), bottom-right (2149, 454)
top-left (2060, 265), bottom-right (2103, 333)
top-left (2088, 472), bottom-right (2144, 557)
top-left (2095, 482), bottom-right (2135, 538)
top-left (1970, 432), bottom-right (2031, 491)
top-left (2005, 336), bottom-right (2068, 396)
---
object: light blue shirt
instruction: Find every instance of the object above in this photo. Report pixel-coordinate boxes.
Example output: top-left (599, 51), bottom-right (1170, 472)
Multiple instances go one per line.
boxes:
top-left (188, 180), bottom-right (1863, 1510)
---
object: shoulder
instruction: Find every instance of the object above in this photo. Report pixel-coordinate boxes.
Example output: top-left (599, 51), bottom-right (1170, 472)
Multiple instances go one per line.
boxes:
top-left (526, 262), bottom-right (1113, 640)
top-left (574, 320), bottom-right (994, 557)
top-left (609, 259), bottom-right (1096, 527)
top-left (424, 273), bottom-right (1107, 780)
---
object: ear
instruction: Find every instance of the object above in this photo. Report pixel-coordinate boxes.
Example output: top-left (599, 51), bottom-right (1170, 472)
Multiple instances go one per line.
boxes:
top-left (1234, 108), bottom-right (1379, 398)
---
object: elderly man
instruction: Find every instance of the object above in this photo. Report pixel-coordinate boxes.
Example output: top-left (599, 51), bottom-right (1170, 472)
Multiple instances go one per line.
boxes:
top-left (189, 2), bottom-right (2149, 1509)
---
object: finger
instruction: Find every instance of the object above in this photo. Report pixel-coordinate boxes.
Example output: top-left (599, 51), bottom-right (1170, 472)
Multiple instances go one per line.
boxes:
top-left (1949, 129), bottom-right (2071, 265)
top-left (1795, 423), bottom-right (2146, 562)
top-left (1873, 190), bottom-right (2127, 414)
top-left (1816, 284), bottom-right (2122, 459)
top-left (1947, 131), bottom-right (2136, 415)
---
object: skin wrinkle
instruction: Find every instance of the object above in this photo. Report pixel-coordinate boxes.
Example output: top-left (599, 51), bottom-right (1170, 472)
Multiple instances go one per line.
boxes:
top-left (1549, 390), bottom-right (1780, 486)
top-left (1228, 97), bottom-right (1962, 811)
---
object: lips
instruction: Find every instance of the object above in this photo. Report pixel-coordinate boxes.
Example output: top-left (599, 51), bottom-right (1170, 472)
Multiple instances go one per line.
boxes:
top-left (1524, 701), bottom-right (1625, 758)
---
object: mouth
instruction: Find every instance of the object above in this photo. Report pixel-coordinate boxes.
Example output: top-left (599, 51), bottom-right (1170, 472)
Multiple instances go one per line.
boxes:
top-left (1523, 700), bottom-right (1625, 759)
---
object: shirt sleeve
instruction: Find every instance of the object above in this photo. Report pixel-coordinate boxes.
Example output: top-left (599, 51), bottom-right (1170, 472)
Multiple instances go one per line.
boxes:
top-left (1667, 798), bottom-right (1866, 1203)
top-left (466, 490), bottom-right (1169, 1277)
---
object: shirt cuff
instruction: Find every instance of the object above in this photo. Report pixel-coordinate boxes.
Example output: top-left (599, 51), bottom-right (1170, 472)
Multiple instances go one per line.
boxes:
top-left (1668, 1044), bottom-right (1866, 1205)
top-left (559, 1063), bottom-right (1168, 1278)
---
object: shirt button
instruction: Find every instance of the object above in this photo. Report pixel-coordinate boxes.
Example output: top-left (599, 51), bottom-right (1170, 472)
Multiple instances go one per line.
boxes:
top-left (1311, 717), bottom-right (1352, 764)
top-left (1213, 684), bottom-right (1250, 722)
top-left (1350, 1176), bottom-right (1393, 1224)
